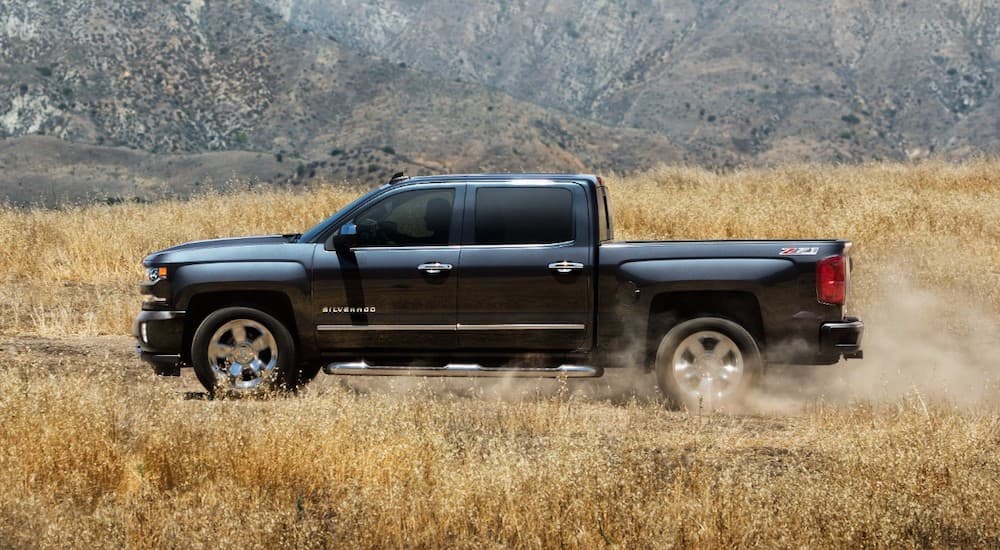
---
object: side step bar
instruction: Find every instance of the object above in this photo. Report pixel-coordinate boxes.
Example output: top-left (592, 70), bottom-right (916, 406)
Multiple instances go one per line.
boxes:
top-left (322, 362), bottom-right (602, 378)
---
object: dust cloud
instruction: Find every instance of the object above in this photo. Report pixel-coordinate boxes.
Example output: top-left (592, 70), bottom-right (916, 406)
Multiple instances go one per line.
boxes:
top-left (839, 278), bottom-right (999, 406)
top-left (311, 273), bottom-right (1000, 413)
top-left (751, 272), bottom-right (1000, 413)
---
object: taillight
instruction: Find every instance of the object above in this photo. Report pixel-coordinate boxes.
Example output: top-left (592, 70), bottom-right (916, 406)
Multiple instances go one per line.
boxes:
top-left (817, 255), bottom-right (847, 305)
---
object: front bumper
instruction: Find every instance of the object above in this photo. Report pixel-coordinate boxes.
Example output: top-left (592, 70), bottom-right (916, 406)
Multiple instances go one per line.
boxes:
top-left (819, 316), bottom-right (864, 362)
top-left (134, 309), bottom-right (186, 376)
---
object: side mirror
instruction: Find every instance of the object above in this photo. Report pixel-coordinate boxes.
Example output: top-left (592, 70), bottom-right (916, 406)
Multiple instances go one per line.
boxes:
top-left (326, 223), bottom-right (358, 252)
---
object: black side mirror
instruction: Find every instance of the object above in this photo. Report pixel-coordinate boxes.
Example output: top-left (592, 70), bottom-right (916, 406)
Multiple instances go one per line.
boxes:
top-left (326, 223), bottom-right (359, 252)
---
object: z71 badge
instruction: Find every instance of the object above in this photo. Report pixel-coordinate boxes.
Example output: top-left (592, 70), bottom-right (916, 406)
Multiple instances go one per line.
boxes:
top-left (779, 247), bottom-right (819, 256)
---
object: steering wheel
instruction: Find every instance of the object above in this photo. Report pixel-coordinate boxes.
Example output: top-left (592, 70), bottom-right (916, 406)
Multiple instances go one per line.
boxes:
top-left (356, 218), bottom-right (383, 244)
top-left (380, 221), bottom-right (400, 243)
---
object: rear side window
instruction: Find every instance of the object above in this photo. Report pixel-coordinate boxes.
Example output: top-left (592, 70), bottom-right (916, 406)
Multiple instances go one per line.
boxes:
top-left (474, 187), bottom-right (573, 245)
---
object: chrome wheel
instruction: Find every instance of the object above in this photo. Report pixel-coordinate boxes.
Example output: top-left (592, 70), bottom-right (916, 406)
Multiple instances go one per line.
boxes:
top-left (207, 319), bottom-right (279, 392)
top-left (671, 330), bottom-right (744, 405)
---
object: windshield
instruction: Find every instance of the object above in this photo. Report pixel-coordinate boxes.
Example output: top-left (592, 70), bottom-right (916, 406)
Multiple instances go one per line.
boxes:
top-left (299, 184), bottom-right (390, 243)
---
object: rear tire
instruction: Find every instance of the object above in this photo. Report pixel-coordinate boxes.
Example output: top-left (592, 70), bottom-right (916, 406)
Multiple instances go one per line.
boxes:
top-left (654, 317), bottom-right (762, 410)
top-left (191, 306), bottom-right (302, 396)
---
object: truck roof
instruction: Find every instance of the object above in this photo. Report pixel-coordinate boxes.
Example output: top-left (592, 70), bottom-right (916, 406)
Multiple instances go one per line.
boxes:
top-left (392, 173), bottom-right (601, 186)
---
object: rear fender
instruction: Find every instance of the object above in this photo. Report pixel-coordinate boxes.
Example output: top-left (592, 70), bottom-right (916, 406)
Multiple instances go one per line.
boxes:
top-left (620, 258), bottom-right (796, 292)
top-left (617, 258), bottom-right (797, 358)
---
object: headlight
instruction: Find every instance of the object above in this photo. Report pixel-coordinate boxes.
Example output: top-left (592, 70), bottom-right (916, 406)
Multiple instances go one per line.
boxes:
top-left (147, 266), bottom-right (168, 282)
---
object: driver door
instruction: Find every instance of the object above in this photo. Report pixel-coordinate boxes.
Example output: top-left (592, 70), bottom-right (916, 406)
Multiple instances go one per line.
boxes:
top-left (312, 184), bottom-right (464, 351)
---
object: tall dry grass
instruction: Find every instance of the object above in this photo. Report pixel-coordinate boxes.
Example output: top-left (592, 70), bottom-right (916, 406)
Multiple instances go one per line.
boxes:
top-left (2, 161), bottom-right (999, 335)
top-left (607, 161), bottom-right (1000, 312)
top-left (0, 348), bottom-right (997, 548)
top-left (0, 183), bottom-right (363, 335)
top-left (0, 162), bottom-right (999, 547)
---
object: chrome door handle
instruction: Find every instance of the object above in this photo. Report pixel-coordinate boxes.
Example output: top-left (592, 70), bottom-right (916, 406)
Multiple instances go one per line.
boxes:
top-left (548, 261), bottom-right (585, 274)
top-left (418, 262), bottom-right (453, 274)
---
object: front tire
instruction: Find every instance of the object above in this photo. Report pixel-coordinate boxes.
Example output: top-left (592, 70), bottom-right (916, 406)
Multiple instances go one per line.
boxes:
top-left (191, 307), bottom-right (299, 396)
top-left (654, 317), bottom-right (762, 410)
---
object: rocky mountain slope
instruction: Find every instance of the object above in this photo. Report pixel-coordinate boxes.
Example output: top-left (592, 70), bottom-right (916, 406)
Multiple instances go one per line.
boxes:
top-left (0, 0), bottom-right (997, 204)
top-left (0, 0), bottom-right (680, 204)
top-left (264, 0), bottom-right (999, 163)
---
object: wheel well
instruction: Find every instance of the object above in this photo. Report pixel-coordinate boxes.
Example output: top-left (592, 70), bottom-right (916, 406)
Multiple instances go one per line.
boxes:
top-left (645, 291), bottom-right (764, 366)
top-left (182, 291), bottom-right (299, 363)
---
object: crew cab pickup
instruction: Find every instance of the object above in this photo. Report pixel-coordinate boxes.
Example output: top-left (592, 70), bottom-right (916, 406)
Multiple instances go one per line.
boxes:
top-left (135, 173), bottom-right (863, 407)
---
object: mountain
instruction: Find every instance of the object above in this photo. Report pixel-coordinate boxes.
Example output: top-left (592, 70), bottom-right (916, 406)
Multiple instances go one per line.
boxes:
top-left (262, 0), bottom-right (999, 162)
top-left (0, 0), bottom-right (681, 205)
top-left (0, 0), bottom-right (997, 204)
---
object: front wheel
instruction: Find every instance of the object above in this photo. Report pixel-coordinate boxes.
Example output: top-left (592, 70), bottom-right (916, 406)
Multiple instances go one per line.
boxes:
top-left (654, 317), bottom-right (762, 410)
top-left (191, 307), bottom-right (300, 396)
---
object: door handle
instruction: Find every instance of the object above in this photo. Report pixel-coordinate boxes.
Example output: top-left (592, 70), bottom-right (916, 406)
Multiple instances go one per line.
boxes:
top-left (548, 261), bottom-right (585, 274)
top-left (418, 262), bottom-right (453, 274)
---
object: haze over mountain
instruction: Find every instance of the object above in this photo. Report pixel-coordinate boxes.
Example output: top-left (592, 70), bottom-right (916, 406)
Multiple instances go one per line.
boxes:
top-left (0, 0), bottom-right (997, 204)
top-left (264, 0), bottom-right (999, 163)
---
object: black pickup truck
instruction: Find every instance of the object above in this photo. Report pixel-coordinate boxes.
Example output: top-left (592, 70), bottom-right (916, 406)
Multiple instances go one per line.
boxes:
top-left (135, 173), bottom-right (863, 407)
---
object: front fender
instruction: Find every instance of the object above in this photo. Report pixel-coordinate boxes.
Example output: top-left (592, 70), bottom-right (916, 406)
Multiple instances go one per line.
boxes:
top-left (172, 262), bottom-right (311, 309)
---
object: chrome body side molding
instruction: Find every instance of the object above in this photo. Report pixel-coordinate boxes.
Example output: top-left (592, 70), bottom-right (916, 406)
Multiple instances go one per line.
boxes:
top-left (317, 324), bottom-right (454, 331)
top-left (322, 362), bottom-right (601, 378)
top-left (457, 323), bottom-right (585, 331)
top-left (317, 323), bottom-right (586, 332)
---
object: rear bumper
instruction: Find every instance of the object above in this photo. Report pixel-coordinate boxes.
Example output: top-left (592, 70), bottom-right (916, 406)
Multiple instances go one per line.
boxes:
top-left (819, 316), bottom-right (864, 362)
top-left (134, 309), bottom-right (186, 376)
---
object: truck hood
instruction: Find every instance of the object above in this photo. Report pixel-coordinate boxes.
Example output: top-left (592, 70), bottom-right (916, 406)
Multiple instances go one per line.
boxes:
top-left (143, 235), bottom-right (301, 265)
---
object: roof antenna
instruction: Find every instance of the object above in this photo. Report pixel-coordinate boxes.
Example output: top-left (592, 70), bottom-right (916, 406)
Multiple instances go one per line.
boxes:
top-left (389, 171), bottom-right (408, 184)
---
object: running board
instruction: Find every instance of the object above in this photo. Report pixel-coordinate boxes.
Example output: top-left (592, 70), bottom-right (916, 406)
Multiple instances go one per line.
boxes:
top-left (322, 362), bottom-right (602, 378)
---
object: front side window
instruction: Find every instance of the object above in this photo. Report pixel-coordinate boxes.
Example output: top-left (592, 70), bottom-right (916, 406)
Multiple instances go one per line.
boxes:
top-left (473, 187), bottom-right (573, 245)
top-left (349, 188), bottom-right (455, 247)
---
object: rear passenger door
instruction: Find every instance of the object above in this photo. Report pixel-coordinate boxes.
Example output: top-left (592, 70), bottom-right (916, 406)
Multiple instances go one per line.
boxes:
top-left (457, 182), bottom-right (593, 352)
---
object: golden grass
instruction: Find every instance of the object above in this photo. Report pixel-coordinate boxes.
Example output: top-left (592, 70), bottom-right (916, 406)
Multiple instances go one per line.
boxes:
top-left (0, 183), bottom-right (361, 335)
top-left (1, 162), bottom-right (999, 547)
top-left (606, 161), bottom-right (1000, 312)
top-left (2, 160), bottom-right (999, 335)
top-left (0, 349), bottom-right (997, 548)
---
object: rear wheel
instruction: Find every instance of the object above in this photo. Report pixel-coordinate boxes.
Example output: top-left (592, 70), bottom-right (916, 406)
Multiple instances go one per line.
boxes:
top-left (655, 317), bottom-right (761, 410)
top-left (191, 307), bottom-right (303, 396)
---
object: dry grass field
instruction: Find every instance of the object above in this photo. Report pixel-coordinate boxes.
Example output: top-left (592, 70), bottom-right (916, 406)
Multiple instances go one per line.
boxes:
top-left (0, 162), bottom-right (998, 547)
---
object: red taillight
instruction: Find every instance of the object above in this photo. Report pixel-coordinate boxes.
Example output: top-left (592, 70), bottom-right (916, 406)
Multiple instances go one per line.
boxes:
top-left (817, 255), bottom-right (847, 305)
